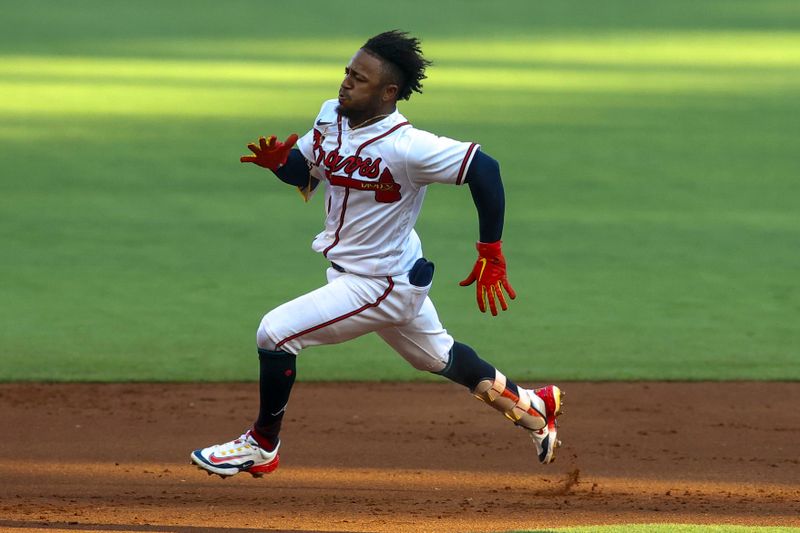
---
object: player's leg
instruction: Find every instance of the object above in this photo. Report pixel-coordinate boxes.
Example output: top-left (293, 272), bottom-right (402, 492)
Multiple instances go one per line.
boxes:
top-left (251, 345), bottom-right (295, 452)
top-left (189, 339), bottom-right (290, 478)
top-left (377, 292), bottom-right (564, 464)
top-left (436, 341), bottom-right (564, 464)
top-left (192, 267), bottom-right (405, 477)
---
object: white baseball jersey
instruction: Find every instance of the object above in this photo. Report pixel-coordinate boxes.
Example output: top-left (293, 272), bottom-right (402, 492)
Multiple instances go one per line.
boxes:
top-left (258, 99), bottom-right (480, 368)
top-left (296, 99), bottom-right (480, 277)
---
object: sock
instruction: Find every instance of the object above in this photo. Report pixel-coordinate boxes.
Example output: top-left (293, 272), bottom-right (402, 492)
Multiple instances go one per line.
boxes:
top-left (253, 348), bottom-right (296, 451)
top-left (434, 341), bottom-right (521, 395)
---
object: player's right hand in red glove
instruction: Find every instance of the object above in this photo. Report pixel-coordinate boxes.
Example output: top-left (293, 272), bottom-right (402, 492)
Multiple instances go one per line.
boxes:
top-left (240, 133), bottom-right (299, 171)
top-left (459, 240), bottom-right (517, 316)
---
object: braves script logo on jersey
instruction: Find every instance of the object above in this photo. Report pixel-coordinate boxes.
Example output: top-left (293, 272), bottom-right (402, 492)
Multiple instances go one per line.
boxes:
top-left (312, 129), bottom-right (401, 203)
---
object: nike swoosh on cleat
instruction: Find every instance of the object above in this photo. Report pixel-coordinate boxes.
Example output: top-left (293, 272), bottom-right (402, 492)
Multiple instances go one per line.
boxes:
top-left (209, 453), bottom-right (249, 465)
top-left (316, 120), bottom-right (332, 126)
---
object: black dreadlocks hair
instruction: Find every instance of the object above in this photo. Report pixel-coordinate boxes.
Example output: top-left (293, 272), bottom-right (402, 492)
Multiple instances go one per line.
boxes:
top-left (362, 30), bottom-right (432, 101)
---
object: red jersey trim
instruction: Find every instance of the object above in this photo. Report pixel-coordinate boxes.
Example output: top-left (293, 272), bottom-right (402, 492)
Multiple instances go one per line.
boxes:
top-left (275, 277), bottom-right (395, 350)
top-left (352, 121), bottom-right (411, 167)
top-left (323, 114), bottom-right (347, 257)
top-left (456, 142), bottom-right (478, 185)
top-left (322, 186), bottom-right (349, 257)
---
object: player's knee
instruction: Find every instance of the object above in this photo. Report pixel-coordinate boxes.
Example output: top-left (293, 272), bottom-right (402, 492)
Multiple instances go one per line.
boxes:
top-left (408, 357), bottom-right (445, 373)
top-left (256, 320), bottom-right (278, 351)
top-left (435, 341), bottom-right (493, 390)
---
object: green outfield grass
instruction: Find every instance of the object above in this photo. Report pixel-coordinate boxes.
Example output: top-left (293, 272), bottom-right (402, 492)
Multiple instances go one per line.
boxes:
top-left (1, 0), bottom-right (798, 381)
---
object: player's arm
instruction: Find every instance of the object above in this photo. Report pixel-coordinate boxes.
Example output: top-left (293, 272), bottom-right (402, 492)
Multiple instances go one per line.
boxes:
top-left (240, 134), bottom-right (319, 199)
top-left (275, 150), bottom-right (319, 201)
top-left (272, 149), bottom-right (312, 186)
top-left (464, 150), bottom-right (504, 243)
top-left (459, 150), bottom-right (516, 315)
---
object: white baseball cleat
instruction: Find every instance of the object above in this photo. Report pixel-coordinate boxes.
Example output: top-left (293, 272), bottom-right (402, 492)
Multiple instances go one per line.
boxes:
top-left (191, 430), bottom-right (279, 478)
top-left (527, 385), bottom-right (564, 464)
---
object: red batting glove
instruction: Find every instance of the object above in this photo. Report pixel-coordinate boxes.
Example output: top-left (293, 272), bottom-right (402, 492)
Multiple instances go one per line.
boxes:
top-left (240, 133), bottom-right (299, 171)
top-left (459, 241), bottom-right (517, 316)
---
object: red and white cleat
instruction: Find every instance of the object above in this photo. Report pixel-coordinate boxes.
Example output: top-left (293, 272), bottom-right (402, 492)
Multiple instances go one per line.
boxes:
top-left (527, 385), bottom-right (564, 464)
top-left (191, 430), bottom-right (279, 478)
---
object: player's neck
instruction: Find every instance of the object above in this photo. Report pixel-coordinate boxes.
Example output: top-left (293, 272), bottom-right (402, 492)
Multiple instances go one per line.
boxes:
top-left (347, 105), bottom-right (396, 130)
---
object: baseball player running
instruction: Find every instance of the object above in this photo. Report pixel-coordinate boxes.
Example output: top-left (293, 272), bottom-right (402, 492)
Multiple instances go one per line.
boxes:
top-left (191, 30), bottom-right (564, 478)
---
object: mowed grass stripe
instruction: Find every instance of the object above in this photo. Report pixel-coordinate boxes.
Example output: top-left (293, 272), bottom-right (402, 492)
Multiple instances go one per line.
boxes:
top-left (6, 31), bottom-right (800, 66)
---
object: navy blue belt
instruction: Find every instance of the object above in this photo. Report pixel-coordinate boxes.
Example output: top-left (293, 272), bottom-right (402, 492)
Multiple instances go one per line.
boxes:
top-left (331, 262), bottom-right (346, 273)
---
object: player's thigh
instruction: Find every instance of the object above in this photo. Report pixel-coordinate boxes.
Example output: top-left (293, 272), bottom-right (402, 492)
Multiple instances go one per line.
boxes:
top-left (376, 296), bottom-right (453, 372)
top-left (260, 269), bottom-right (395, 354)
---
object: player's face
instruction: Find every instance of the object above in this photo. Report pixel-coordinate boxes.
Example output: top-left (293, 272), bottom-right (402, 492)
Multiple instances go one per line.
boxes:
top-left (337, 49), bottom-right (393, 120)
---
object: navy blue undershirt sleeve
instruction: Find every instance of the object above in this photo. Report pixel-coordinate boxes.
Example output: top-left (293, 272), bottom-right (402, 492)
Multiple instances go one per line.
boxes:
top-left (272, 149), bottom-right (315, 188)
top-left (464, 150), bottom-right (505, 243)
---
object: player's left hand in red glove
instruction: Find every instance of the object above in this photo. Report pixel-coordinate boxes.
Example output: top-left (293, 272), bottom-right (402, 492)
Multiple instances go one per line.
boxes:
top-left (459, 240), bottom-right (517, 316)
top-left (240, 133), bottom-right (298, 171)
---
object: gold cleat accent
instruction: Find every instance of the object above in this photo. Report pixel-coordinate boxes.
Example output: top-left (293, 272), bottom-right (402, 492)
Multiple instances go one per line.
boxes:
top-left (555, 389), bottom-right (565, 416)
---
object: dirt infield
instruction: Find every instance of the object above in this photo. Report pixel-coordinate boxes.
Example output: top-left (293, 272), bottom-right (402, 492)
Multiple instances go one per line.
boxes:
top-left (0, 382), bottom-right (798, 532)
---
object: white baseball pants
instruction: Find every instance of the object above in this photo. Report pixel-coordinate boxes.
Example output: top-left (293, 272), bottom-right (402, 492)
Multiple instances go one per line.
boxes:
top-left (257, 267), bottom-right (454, 372)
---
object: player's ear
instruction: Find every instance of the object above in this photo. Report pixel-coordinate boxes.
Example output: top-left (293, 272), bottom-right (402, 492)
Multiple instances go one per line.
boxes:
top-left (382, 83), bottom-right (399, 102)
